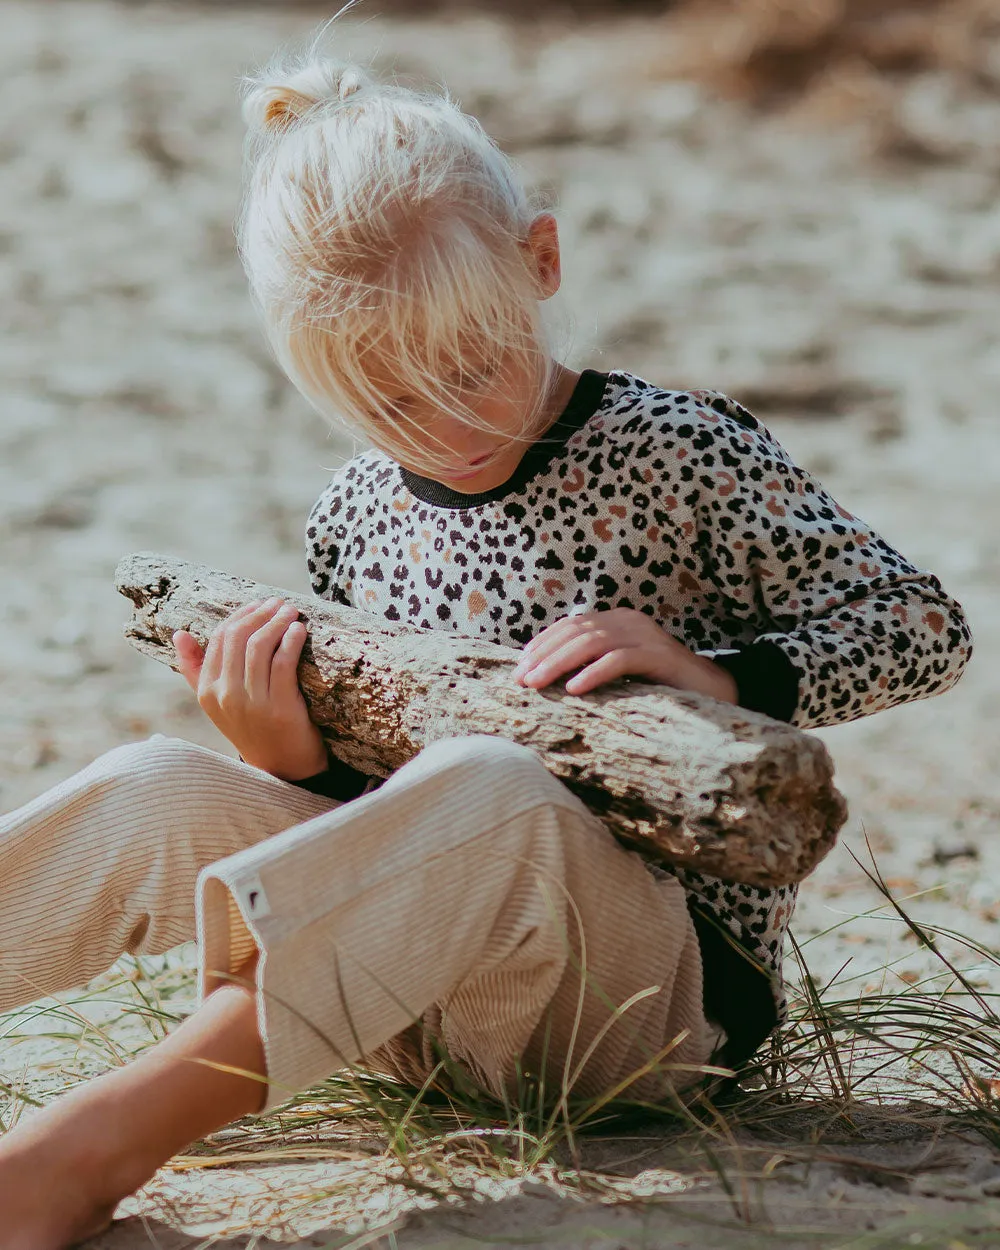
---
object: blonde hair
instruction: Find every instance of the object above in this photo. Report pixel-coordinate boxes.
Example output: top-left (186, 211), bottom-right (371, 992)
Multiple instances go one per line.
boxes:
top-left (237, 19), bottom-right (561, 473)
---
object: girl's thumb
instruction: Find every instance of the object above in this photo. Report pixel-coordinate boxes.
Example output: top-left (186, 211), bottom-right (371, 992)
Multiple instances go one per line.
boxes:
top-left (172, 630), bottom-right (204, 690)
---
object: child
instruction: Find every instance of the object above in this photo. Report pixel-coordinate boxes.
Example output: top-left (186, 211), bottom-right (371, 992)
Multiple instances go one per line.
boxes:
top-left (0, 37), bottom-right (972, 1249)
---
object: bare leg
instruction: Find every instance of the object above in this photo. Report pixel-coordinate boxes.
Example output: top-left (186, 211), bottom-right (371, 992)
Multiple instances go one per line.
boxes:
top-left (0, 959), bottom-right (265, 1250)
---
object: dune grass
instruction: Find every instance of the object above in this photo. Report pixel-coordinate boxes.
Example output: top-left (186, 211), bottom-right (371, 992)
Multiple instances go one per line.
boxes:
top-left (1, 842), bottom-right (999, 1244)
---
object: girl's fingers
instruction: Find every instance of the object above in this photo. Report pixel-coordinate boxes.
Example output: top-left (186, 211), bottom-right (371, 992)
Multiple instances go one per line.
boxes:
top-left (564, 645), bottom-right (680, 695)
top-left (521, 620), bottom-right (566, 656)
top-left (562, 650), bottom-right (634, 695)
top-left (230, 600), bottom-right (272, 621)
top-left (269, 620), bottom-right (308, 693)
top-left (517, 611), bottom-right (660, 681)
top-left (201, 600), bottom-right (277, 686)
top-left (243, 604), bottom-right (300, 701)
top-left (521, 611), bottom-right (601, 654)
top-left (517, 633), bottom-right (616, 689)
top-left (514, 618), bottom-right (591, 675)
top-left (215, 599), bottom-right (287, 695)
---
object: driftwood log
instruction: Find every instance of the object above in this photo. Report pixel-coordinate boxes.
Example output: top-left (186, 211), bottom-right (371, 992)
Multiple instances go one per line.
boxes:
top-left (115, 552), bottom-right (847, 886)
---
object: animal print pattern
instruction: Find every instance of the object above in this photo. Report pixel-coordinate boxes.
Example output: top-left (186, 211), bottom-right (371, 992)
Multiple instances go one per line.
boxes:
top-left (304, 368), bottom-right (973, 1024)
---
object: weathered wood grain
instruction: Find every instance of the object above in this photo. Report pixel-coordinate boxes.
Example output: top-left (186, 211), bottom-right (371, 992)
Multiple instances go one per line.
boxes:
top-left (116, 552), bottom-right (847, 885)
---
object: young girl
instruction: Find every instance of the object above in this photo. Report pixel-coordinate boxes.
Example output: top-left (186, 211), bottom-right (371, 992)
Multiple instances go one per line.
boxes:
top-left (0, 37), bottom-right (972, 1249)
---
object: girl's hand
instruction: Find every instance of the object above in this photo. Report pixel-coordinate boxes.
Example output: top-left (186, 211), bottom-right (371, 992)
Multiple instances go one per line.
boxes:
top-left (512, 608), bottom-right (739, 704)
top-left (172, 598), bottom-right (329, 782)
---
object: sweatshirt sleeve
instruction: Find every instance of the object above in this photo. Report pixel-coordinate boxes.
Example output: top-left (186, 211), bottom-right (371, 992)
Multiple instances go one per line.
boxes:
top-left (687, 391), bottom-right (973, 730)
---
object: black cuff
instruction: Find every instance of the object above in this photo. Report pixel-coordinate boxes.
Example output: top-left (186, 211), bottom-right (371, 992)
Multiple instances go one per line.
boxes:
top-left (290, 756), bottom-right (374, 801)
top-left (238, 752), bottom-right (374, 802)
top-left (712, 640), bottom-right (800, 723)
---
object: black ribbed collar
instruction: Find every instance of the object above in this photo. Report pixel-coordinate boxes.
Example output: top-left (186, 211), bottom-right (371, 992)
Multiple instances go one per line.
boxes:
top-left (398, 369), bottom-right (611, 509)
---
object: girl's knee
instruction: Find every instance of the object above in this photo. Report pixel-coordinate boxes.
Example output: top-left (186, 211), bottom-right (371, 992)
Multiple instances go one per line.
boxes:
top-left (411, 734), bottom-right (565, 804)
top-left (89, 734), bottom-right (207, 781)
top-left (417, 733), bottom-right (540, 775)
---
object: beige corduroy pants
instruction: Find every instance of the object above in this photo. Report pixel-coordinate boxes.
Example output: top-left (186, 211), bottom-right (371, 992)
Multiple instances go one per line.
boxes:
top-left (0, 732), bottom-right (715, 1112)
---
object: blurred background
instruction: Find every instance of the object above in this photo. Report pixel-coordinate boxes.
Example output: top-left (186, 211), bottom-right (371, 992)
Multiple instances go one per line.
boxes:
top-left (1, 0), bottom-right (998, 985)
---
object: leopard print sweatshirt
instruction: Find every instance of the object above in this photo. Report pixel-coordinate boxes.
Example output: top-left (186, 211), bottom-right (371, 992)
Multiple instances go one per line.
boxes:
top-left (298, 367), bottom-right (973, 1063)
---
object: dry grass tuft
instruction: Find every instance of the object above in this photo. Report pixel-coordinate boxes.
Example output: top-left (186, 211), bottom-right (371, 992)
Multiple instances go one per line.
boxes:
top-left (2, 842), bottom-right (1000, 1242)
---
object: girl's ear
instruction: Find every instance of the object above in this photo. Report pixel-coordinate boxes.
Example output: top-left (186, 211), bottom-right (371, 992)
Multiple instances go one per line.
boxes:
top-left (523, 213), bottom-right (562, 298)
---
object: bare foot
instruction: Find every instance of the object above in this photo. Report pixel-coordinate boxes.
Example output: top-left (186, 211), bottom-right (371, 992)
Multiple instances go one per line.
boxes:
top-left (0, 979), bottom-right (266, 1250)
top-left (0, 1133), bottom-right (124, 1250)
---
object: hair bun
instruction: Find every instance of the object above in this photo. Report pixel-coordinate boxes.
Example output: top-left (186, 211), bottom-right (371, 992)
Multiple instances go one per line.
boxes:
top-left (242, 59), bottom-right (371, 136)
top-left (338, 68), bottom-right (364, 101)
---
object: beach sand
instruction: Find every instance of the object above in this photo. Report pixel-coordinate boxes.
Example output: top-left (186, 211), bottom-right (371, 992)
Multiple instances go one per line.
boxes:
top-left (2, 2), bottom-right (999, 1243)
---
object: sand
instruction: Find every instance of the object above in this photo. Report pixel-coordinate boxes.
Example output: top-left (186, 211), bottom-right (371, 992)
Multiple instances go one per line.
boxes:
top-left (2, 1), bottom-right (1000, 1244)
